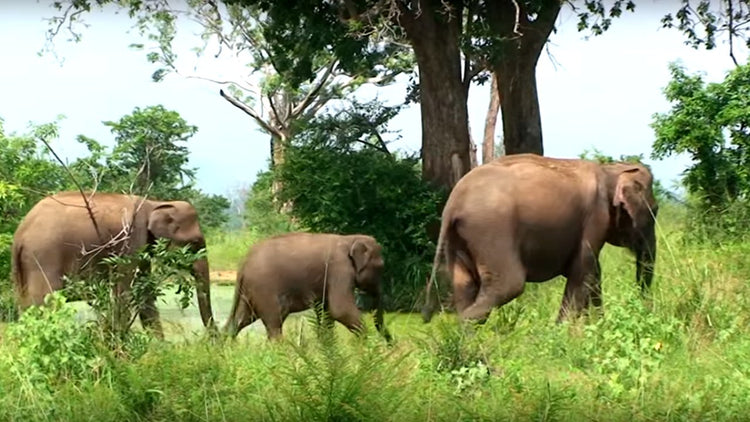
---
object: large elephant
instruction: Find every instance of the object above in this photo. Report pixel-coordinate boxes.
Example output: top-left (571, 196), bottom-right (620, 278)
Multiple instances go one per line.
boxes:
top-left (422, 153), bottom-right (659, 324)
top-left (223, 232), bottom-right (391, 341)
top-left (11, 191), bottom-right (216, 337)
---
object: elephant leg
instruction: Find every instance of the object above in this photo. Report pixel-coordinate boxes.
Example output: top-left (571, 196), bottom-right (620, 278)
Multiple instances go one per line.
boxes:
top-left (458, 257), bottom-right (525, 323)
top-left (448, 251), bottom-right (479, 315)
top-left (256, 299), bottom-right (285, 340)
top-left (20, 268), bottom-right (63, 308)
top-left (136, 257), bottom-right (164, 339)
top-left (327, 286), bottom-right (365, 335)
top-left (138, 295), bottom-right (164, 340)
top-left (557, 245), bottom-right (601, 322)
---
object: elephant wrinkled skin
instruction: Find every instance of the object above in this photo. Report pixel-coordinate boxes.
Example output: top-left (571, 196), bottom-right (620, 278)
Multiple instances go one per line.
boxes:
top-left (422, 153), bottom-right (659, 324)
top-left (224, 232), bottom-right (391, 341)
top-left (11, 191), bottom-right (216, 337)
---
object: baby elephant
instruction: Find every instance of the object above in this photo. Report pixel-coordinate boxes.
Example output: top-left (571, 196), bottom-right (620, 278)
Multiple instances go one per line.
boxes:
top-left (223, 232), bottom-right (391, 341)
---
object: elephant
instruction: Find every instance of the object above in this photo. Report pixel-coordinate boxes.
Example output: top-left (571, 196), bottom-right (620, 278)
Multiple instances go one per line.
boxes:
top-left (223, 232), bottom-right (391, 342)
top-left (11, 191), bottom-right (216, 337)
top-left (421, 153), bottom-right (659, 324)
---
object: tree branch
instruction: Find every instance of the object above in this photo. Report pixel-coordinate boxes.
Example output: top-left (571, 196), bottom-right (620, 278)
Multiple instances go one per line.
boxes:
top-left (219, 89), bottom-right (283, 138)
top-left (36, 136), bottom-right (103, 241)
top-left (728, 0), bottom-right (740, 67)
top-left (291, 59), bottom-right (338, 117)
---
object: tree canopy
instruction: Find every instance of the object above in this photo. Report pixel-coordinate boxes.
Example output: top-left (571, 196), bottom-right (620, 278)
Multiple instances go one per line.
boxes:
top-left (651, 61), bottom-right (750, 209)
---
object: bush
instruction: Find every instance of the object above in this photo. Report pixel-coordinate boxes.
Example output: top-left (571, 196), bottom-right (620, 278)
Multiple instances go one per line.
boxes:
top-left (2, 293), bottom-right (107, 388)
top-left (243, 169), bottom-right (299, 237)
top-left (0, 233), bottom-right (17, 321)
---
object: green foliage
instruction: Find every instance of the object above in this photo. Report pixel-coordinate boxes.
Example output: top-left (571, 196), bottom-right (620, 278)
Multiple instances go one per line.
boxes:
top-left (1, 215), bottom-right (750, 419)
top-left (70, 105), bottom-right (196, 199)
top-left (268, 323), bottom-right (411, 420)
top-left (0, 118), bottom-right (68, 233)
top-left (0, 233), bottom-right (17, 322)
top-left (190, 193), bottom-right (231, 233)
top-left (660, 1), bottom-right (750, 52)
top-left (243, 169), bottom-right (298, 237)
top-left (275, 100), bottom-right (445, 310)
top-left (651, 61), bottom-right (750, 238)
top-left (64, 238), bottom-right (206, 343)
top-left (2, 293), bottom-right (105, 388)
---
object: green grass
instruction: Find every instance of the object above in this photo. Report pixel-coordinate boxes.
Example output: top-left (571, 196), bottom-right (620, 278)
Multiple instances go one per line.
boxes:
top-left (2, 212), bottom-right (750, 421)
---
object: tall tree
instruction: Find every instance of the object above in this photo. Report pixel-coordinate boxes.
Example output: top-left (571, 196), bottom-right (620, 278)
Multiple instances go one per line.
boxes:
top-left (485, 0), bottom-right (562, 155)
top-left (45, 0), bottom-right (411, 190)
top-left (102, 105), bottom-right (197, 199)
top-left (221, 0), bottom-right (637, 190)
top-left (54, 1), bottom-right (734, 195)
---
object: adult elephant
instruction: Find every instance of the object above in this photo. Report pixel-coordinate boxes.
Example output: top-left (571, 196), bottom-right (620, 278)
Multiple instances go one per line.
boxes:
top-left (421, 153), bottom-right (658, 324)
top-left (11, 191), bottom-right (216, 337)
top-left (223, 232), bottom-right (391, 342)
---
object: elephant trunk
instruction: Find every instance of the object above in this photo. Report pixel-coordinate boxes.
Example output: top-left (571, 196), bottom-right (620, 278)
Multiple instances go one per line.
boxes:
top-left (191, 255), bottom-right (216, 332)
top-left (372, 286), bottom-right (392, 342)
top-left (635, 228), bottom-right (656, 294)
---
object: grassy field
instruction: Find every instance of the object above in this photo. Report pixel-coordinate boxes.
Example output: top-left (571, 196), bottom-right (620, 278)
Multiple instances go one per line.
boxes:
top-left (1, 210), bottom-right (750, 421)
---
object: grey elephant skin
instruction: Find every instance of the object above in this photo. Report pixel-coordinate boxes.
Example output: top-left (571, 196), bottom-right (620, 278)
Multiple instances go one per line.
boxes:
top-left (224, 232), bottom-right (391, 341)
top-left (11, 191), bottom-right (216, 337)
top-left (422, 153), bottom-right (659, 323)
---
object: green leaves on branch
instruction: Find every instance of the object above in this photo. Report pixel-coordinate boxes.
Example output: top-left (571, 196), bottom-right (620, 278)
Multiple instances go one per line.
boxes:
top-left (661, 1), bottom-right (750, 54)
top-left (651, 62), bottom-right (750, 207)
top-left (651, 61), bottom-right (750, 237)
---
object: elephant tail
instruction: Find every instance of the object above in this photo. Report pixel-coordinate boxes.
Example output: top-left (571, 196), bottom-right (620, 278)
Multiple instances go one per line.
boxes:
top-left (11, 242), bottom-right (24, 297)
top-left (223, 271), bottom-right (253, 337)
top-left (421, 210), bottom-right (451, 323)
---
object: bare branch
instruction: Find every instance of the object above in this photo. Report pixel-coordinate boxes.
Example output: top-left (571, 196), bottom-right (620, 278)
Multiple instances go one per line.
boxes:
top-left (370, 130), bottom-right (391, 155)
top-left (291, 59), bottom-right (338, 117)
top-left (219, 88), bottom-right (283, 138)
top-left (354, 138), bottom-right (390, 155)
top-left (728, 0), bottom-right (740, 67)
top-left (340, 0), bottom-right (392, 24)
top-left (266, 93), bottom-right (283, 126)
top-left (36, 135), bottom-right (103, 241)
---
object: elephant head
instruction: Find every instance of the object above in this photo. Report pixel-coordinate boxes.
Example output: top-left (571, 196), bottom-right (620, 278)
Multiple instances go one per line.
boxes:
top-left (147, 200), bottom-right (216, 331)
top-left (604, 163), bottom-right (659, 293)
top-left (348, 236), bottom-right (391, 341)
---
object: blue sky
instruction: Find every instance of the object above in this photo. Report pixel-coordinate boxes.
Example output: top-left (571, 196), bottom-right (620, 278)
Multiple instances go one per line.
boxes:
top-left (1, 1), bottom-right (746, 197)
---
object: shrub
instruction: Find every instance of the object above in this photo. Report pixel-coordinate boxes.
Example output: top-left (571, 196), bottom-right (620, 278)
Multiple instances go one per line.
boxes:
top-left (270, 100), bottom-right (445, 310)
top-left (243, 169), bottom-right (299, 237)
top-left (2, 292), bottom-right (106, 387)
top-left (0, 233), bottom-right (17, 321)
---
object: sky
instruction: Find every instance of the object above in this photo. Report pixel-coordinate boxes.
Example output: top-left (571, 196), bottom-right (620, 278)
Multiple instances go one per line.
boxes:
top-left (1, 1), bottom-right (746, 198)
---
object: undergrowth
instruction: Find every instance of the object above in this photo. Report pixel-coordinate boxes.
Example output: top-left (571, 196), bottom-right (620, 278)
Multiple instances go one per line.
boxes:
top-left (1, 209), bottom-right (750, 421)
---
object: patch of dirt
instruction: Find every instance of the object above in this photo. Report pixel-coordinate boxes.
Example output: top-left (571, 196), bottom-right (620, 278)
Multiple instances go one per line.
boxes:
top-left (210, 270), bottom-right (237, 284)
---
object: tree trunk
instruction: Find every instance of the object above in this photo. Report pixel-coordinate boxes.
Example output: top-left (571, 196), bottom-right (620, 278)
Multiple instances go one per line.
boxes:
top-left (483, 72), bottom-right (500, 164)
top-left (270, 131), bottom-right (293, 214)
top-left (487, 0), bottom-right (561, 156)
top-left (401, 0), bottom-right (471, 191)
top-left (494, 53), bottom-right (544, 155)
top-left (469, 133), bottom-right (478, 169)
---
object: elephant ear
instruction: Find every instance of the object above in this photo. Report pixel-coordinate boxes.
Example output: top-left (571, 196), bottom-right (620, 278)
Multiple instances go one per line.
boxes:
top-left (349, 240), bottom-right (372, 275)
top-left (613, 168), bottom-right (644, 227)
top-left (147, 204), bottom-right (176, 239)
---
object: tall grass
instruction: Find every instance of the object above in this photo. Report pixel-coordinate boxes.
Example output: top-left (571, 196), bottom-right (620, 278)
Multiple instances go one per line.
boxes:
top-left (1, 205), bottom-right (750, 420)
top-left (204, 228), bottom-right (264, 272)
